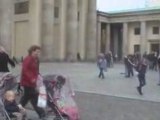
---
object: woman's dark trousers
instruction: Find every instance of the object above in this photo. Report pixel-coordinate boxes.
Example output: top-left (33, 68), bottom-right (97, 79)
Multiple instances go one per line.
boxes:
top-left (20, 87), bottom-right (46, 118)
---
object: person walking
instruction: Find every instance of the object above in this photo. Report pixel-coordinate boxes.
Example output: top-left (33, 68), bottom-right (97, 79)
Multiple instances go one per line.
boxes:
top-left (136, 57), bottom-right (147, 95)
top-left (124, 56), bottom-right (128, 77)
top-left (19, 45), bottom-right (46, 120)
top-left (126, 55), bottom-right (134, 78)
top-left (157, 55), bottom-right (160, 85)
top-left (97, 53), bottom-right (107, 79)
top-left (0, 46), bottom-right (15, 72)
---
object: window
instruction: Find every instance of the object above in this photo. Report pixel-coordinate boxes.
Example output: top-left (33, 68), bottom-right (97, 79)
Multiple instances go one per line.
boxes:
top-left (15, 1), bottom-right (29, 14)
top-left (54, 7), bottom-right (59, 18)
top-left (134, 45), bottom-right (140, 53)
top-left (153, 26), bottom-right (159, 34)
top-left (151, 43), bottom-right (159, 52)
top-left (134, 27), bottom-right (140, 35)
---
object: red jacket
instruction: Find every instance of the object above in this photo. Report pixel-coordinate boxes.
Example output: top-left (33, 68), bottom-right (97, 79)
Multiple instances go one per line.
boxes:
top-left (20, 55), bottom-right (39, 88)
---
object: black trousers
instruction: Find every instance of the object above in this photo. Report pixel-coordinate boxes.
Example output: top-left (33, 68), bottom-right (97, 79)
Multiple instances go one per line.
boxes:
top-left (20, 86), bottom-right (45, 118)
top-left (99, 68), bottom-right (104, 79)
top-left (138, 74), bottom-right (146, 93)
top-left (127, 67), bottom-right (134, 77)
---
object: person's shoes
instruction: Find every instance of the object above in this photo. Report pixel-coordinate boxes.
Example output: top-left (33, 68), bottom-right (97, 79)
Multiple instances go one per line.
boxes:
top-left (140, 92), bottom-right (143, 95)
top-left (157, 83), bottom-right (160, 86)
top-left (137, 87), bottom-right (140, 94)
top-left (137, 87), bottom-right (143, 95)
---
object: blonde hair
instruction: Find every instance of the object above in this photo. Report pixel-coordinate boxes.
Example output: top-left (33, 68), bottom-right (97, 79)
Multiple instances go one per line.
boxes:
top-left (4, 90), bottom-right (16, 100)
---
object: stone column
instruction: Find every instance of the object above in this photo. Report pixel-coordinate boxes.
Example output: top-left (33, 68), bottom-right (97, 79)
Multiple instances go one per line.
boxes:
top-left (106, 23), bottom-right (111, 52)
top-left (0, 0), bottom-right (14, 55)
top-left (41, 0), bottom-right (54, 61)
top-left (123, 22), bottom-right (128, 57)
top-left (29, 0), bottom-right (42, 46)
top-left (86, 0), bottom-right (97, 61)
top-left (66, 0), bottom-right (78, 61)
top-left (114, 28), bottom-right (118, 55)
top-left (60, 0), bottom-right (67, 60)
top-left (97, 21), bottom-right (101, 54)
top-left (140, 21), bottom-right (146, 55)
top-left (79, 0), bottom-right (88, 60)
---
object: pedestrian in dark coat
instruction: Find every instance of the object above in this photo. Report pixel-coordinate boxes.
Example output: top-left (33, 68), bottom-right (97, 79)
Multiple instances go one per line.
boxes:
top-left (136, 58), bottom-right (147, 95)
top-left (126, 56), bottom-right (134, 78)
top-left (0, 46), bottom-right (15, 72)
top-left (157, 56), bottom-right (160, 85)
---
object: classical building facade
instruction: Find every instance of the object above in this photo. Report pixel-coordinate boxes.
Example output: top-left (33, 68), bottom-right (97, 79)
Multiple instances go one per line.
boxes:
top-left (97, 8), bottom-right (160, 59)
top-left (1, 0), bottom-right (160, 62)
top-left (0, 0), bottom-right (97, 61)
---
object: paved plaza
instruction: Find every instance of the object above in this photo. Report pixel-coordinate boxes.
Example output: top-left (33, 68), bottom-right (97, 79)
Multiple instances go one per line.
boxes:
top-left (11, 63), bottom-right (160, 120)
top-left (12, 62), bottom-right (160, 102)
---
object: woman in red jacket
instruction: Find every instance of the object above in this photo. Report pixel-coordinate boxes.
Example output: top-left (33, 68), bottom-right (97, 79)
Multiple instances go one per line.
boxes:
top-left (19, 45), bottom-right (46, 120)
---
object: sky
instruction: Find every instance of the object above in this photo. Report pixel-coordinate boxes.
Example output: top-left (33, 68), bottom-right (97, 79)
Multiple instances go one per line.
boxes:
top-left (97, 0), bottom-right (146, 12)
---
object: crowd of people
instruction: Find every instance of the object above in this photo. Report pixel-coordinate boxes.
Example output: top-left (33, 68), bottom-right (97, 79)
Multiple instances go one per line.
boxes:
top-left (1, 44), bottom-right (160, 119)
top-left (97, 51), bottom-right (160, 95)
top-left (122, 51), bottom-right (160, 95)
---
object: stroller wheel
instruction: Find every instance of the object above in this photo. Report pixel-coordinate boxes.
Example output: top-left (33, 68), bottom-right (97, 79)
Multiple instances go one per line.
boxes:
top-left (53, 115), bottom-right (69, 120)
top-left (53, 116), bottom-right (61, 120)
top-left (62, 115), bottom-right (70, 120)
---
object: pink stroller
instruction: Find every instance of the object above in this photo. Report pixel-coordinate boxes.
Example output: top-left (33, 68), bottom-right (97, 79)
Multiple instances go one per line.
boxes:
top-left (43, 75), bottom-right (79, 120)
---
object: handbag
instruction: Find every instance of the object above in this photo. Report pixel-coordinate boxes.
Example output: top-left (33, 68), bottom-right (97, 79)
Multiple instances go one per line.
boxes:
top-left (37, 86), bottom-right (47, 108)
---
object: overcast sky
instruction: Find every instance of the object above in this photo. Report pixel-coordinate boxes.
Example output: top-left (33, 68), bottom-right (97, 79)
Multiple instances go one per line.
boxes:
top-left (97, 0), bottom-right (146, 12)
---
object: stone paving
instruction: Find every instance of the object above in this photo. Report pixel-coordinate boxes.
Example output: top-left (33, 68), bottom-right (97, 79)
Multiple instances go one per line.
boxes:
top-left (12, 62), bottom-right (160, 102)
top-left (10, 62), bottom-right (160, 120)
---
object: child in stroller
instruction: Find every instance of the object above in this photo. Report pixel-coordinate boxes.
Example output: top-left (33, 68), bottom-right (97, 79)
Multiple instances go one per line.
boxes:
top-left (43, 75), bottom-right (79, 120)
top-left (4, 90), bottom-right (26, 120)
top-left (0, 72), bottom-right (24, 120)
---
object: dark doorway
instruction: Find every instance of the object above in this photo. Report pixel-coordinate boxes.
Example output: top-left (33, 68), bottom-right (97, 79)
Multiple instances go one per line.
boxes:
top-left (110, 23), bottom-right (123, 60)
top-left (100, 23), bottom-right (107, 53)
